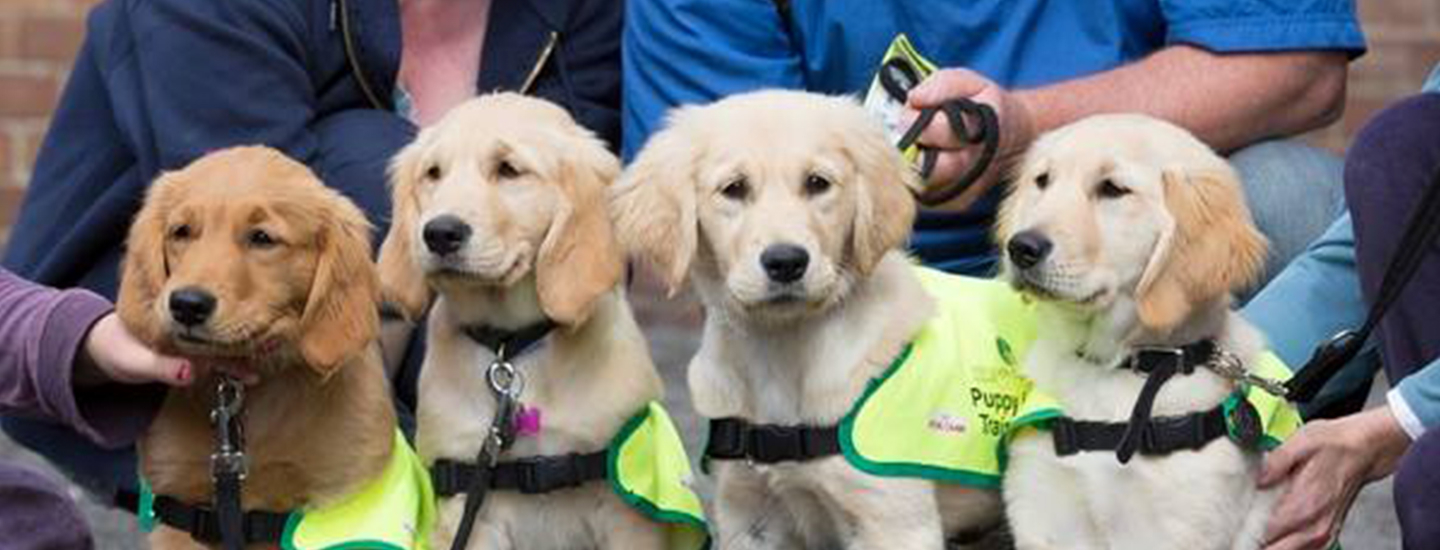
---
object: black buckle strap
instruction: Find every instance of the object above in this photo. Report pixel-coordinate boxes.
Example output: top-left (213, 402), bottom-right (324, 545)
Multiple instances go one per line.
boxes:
top-left (151, 495), bottom-right (289, 545)
top-left (431, 450), bottom-right (609, 497)
top-left (1122, 340), bottom-right (1215, 375)
top-left (705, 418), bottom-right (841, 464)
top-left (1051, 404), bottom-right (1230, 458)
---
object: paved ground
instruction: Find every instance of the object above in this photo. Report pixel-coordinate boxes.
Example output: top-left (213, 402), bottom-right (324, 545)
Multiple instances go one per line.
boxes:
top-left (0, 290), bottom-right (1402, 548)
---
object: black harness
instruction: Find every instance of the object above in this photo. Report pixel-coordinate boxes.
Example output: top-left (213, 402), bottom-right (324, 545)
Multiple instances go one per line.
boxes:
top-left (443, 319), bottom-right (613, 550)
top-left (1052, 340), bottom-right (1263, 464)
top-left (149, 377), bottom-right (291, 549)
top-left (705, 418), bottom-right (842, 465)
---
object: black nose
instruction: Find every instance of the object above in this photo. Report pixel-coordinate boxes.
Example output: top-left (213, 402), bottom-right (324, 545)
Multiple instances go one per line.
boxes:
top-left (760, 244), bottom-right (810, 284)
top-left (422, 215), bottom-right (472, 256)
top-left (1006, 230), bottom-right (1053, 270)
top-left (169, 288), bottom-right (217, 327)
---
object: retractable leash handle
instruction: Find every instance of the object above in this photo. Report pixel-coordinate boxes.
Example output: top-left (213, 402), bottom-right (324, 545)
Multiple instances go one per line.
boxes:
top-left (1285, 163), bottom-right (1440, 404)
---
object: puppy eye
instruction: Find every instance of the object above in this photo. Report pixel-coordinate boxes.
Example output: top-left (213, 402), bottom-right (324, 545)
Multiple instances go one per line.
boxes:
top-left (496, 160), bottom-right (522, 180)
top-left (424, 164), bottom-right (442, 181)
top-left (247, 229), bottom-right (279, 248)
top-left (169, 224), bottom-right (192, 241)
top-left (721, 177), bottom-right (750, 201)
top-left (803, 173), bottom-right (832, 196)
top-left (1097, 179), bottom-right (1131, 199)
top-left (1035, 172), bottom-right (1050, 190)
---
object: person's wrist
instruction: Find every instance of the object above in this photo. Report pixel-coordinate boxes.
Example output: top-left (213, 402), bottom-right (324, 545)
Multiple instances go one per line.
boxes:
top-left (1358, 406), bottom-right (1411, 482)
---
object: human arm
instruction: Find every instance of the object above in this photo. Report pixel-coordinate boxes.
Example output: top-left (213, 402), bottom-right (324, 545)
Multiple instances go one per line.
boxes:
top-left (905, 45), bottom-right (1348, 211)
top-left (0, 268), bottom-right (185, 448)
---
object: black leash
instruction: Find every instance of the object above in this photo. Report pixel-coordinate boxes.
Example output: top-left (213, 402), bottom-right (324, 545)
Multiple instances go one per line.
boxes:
top-left (881, 57), bottom-right (1001, 206)
top-left (1286, 163), bottom-right (1440, 403)
top-left (448, 320), bottom-right (555, 550)
top-left (210, 376), bottom-right (247, 550)
top-left (704, 418), bottom-right (842, 464)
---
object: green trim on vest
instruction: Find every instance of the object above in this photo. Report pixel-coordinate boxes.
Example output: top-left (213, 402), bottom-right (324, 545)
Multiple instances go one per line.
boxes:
top-left (837, 266), bottom-right (1038, 488)
top-left (137, 430), bottom-right (434, 550)
top-left (607, 402), bottom-right (711, 550)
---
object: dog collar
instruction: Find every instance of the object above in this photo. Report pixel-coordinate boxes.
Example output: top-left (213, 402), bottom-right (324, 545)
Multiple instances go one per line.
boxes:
top-left (1116, 340), bottom-right (1217, 375)
top-left (461, 319), bottom-right (557, 358)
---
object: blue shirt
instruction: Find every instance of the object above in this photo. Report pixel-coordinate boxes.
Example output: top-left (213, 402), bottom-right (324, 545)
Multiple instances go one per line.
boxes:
top-left (623, 0), bottom-right (1365, 274)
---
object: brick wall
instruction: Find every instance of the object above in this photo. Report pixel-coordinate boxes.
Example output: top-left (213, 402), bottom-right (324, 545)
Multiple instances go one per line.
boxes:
top-left (0, 1), bottom-right (1437, 246)
top-left (0, 0), bottom-right (98, 245)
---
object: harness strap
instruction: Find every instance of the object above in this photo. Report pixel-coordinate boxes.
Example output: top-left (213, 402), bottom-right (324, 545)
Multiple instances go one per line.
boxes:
top-left (705, 418), bottom-right (841, 464)
top-left (151, 495), bottom-right (289, 545)
top-left (431, 450), bottom-right (608, 497)
top-left (1052, 405), bottom-right (1230, 458)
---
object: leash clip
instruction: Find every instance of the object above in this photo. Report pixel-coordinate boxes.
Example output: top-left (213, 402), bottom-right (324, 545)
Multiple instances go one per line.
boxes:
top-left (210, 376), bottom-right (248, 480)
top-left (1204, 350), bottom-right (1290, 398)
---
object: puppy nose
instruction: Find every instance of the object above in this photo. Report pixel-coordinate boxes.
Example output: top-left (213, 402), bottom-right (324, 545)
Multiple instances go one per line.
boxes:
top-left (422, 215), bottom-right (472, 256)
top-left (169, 288), bottom-right (217, 327)
top-left (1006, 230), bottom-right (1053, 270)
top-left (760, 244), bottom-right (810, 283)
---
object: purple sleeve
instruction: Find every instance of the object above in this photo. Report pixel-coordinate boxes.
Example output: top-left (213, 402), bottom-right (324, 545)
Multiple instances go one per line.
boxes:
top-left (0, 463), bottom-right (94, 549)
top-left (0, 268), bottom-right (163, 448)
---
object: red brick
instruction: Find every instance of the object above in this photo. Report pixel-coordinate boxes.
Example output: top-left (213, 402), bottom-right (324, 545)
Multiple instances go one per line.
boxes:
top-left (0, 71), bottom-right (60, 117)
top-left (0, 186), bottom-right (25, 229)
top-left (0, 131), bottom-right (9, 179)
top-left (17, 14), bottom-right (85, 62)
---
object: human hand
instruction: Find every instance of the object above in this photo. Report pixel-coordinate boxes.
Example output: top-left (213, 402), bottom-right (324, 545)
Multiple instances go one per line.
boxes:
top-left (78, 313), bottom-right (192, 386)
top-left (1258, 406), bottom-right (1411, 550)
top-left (902, 68), bottom-right (1037, 211)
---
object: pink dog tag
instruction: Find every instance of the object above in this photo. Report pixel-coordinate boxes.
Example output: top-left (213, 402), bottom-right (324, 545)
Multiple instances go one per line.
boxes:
top-left (514, 405), bottom-right (542, 437)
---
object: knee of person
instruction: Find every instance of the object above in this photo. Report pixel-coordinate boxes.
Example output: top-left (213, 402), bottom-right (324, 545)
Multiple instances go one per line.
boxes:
top-left (1226, 140), bottom-right (1345, 282)
top-left (1344, 94), bottom-right (1440, 206)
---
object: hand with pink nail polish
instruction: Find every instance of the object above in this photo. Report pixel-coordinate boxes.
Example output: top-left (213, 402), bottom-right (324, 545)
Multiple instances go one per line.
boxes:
top-left (78, 312), bottom-right (193, 387)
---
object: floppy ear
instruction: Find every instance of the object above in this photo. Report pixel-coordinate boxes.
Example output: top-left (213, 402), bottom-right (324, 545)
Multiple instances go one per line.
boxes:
top-left (298, 194), bottom-right (381, 378)
top-left (117, 171), bottom-right (184, 347)
top-left (1136, 168), bottom-right (1268, 331)
top-left (610, 113), bottom-right (700, 294)
top-left (847, 119), bottom-right (918, 274)
top-left (535, 132), bottom-right (624, 326)
top-left (376, 141), bottom-right (434, 320)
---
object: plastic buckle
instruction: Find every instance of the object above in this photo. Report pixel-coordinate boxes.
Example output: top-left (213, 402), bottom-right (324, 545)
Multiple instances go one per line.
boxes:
top-left (1051, 419), bottom-right (1079, 456)
top-left (748, 425), bottom-right (803, 464)
top-left (520, 456), bottom-right (576, 494)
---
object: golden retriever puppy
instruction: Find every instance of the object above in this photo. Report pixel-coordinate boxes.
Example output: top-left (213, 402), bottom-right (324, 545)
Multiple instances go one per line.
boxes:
top-left (380, 93), bottom-right (703, 550)
top-left (117, 147), bottom-right (426, 549)
top-left (997, 114), bottom-right (1291, 550)
top-left (612, 90), bottom-right (1006, 550)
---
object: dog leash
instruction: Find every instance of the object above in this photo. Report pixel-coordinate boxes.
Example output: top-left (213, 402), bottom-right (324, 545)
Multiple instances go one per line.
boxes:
top-left (449, 321), bottom-right (555, 550)
top-left (211, 376), bottom-right (248, 550)
top-left (881, 56), bottom-right (1001, 206)
top-left (1285, 162), bottom-right (1440, 403)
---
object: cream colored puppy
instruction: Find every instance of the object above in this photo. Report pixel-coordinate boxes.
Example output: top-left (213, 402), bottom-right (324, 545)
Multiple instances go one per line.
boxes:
top-left (997, 114), bottom-right (1282, 550)
top-left (379, 94), bottom-right (667, 550)
top-left (613, 90), bottom-right (1001, 549)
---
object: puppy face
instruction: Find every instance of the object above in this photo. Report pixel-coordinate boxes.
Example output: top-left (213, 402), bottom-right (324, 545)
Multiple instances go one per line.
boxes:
top-left (613, 91), bottom-right (917, 323)
top-left (117, 146), bottom-right (379, 376)
top-left (379, 93), bottom-right (622, 325)
top-left (997, 114), bottom-right (1267, 331)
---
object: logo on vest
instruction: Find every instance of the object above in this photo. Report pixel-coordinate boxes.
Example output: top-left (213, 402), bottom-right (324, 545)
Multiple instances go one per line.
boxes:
top-left (927, 410), bottom-right (968, 435)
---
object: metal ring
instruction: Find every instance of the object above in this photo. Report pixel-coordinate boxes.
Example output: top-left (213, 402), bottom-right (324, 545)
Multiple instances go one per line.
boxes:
top-left (486, 360), bottom-right (525, 398)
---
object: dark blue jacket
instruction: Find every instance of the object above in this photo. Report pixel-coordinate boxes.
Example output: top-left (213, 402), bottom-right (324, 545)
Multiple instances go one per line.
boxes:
top-left (3, 0), bottom-right (622, 297)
